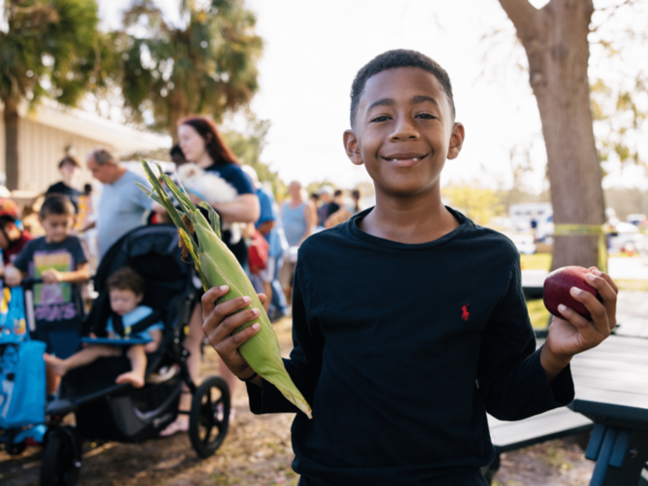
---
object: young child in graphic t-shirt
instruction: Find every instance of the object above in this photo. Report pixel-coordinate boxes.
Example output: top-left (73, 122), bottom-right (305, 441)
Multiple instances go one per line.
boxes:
top-left (6, 194), bottom-right (90, 395)
top-left (45, 267), bottom-right (163, 389)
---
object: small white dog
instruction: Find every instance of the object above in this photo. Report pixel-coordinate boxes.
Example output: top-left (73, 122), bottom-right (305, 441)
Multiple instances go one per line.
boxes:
top-left (176, 163), bottom-right (244, 244)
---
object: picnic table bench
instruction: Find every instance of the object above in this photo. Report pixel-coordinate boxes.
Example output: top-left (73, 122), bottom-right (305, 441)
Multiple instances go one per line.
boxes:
top-left (484, 407), bottom-right (593, 482)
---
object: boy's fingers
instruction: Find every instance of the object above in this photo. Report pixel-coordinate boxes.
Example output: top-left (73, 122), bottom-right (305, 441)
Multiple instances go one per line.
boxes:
top-left (569, 286), bottom-right (609, 329)
top-left (584, 273), bottom-right (617, 330)
top-left (211, 323), bottom-right (260, 364)
top-left (204, 296), bottom-right (253, 328)
top-left (201, 285), bottom-right (230, 315)
top-left (558, 304), bottom-right (605, 343)
top-left (228, 323), bottom-right (261, 348)
top-left (588, 267), bottom-right (619, 294)
top-left (204, 307), bottom-right (260, 345)
top-left (258, 293), bottom-right (267, 306)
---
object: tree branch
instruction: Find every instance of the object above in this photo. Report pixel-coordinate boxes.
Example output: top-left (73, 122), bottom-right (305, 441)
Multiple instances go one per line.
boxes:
top-left (498, 0), bottom-right (539, 34)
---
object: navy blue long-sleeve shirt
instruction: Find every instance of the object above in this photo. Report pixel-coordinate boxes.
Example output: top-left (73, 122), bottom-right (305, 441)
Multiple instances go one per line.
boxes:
top-left (247, 207), bottom-right (574, 485)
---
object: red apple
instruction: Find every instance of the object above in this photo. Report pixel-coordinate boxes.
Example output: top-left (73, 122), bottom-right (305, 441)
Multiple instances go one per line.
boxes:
top-left (543, 266), bottom-right (599, 320)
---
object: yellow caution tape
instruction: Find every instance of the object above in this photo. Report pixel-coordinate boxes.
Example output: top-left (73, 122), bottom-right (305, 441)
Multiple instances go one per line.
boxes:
top-left (552, 224), bottom-right (608, 273)
top-left (553, 224), bottom-right (605, 236)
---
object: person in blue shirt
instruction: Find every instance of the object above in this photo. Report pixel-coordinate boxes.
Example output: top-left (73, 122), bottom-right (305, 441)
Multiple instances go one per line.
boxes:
top-left (241, 165), bottom-right (289, 320)
top-left (45, 267), bottom-right (163, 389)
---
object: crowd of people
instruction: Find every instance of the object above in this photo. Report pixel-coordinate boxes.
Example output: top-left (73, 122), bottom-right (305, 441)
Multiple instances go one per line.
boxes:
top-left (0, 114), bottom-right (362, 437)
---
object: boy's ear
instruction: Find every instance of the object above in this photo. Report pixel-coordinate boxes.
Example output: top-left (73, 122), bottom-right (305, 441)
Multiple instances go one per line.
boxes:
top-left (343, 130), bottom-right (364, 166)
top-left (447, 122), bottom-right (465, 160)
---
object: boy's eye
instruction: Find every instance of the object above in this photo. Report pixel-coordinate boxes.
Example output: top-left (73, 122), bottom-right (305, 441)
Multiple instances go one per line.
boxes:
top-left (416, 113), bottom-right (437, 120)
top-left (370, 115), bottom-right (391, 123)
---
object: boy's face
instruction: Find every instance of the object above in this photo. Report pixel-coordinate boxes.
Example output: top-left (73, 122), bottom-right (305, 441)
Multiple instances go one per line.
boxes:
top-left (344, 67), bottom-right (464, 199)
top-left (109, 288), bottom-right (143, 316)
top-left (40, 213), bottom-right (74, 244)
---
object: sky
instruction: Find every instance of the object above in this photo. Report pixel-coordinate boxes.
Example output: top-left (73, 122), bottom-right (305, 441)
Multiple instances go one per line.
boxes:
top-left (98, 0), bottom-right (648, 192)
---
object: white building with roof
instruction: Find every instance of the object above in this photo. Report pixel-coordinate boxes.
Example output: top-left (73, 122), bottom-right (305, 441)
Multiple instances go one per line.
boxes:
top-left (0, 100), bottom-right (171, 192)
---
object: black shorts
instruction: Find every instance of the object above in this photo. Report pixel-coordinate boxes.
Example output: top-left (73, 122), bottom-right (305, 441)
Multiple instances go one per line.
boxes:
top-left (34, 328), bottom-right (80, 359)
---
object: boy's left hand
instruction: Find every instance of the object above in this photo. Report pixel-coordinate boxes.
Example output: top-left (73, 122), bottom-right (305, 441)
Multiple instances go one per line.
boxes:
top-left (41, 269), bottom-right (62, 284)
top-left (542, 267), bottom-right (617, 375)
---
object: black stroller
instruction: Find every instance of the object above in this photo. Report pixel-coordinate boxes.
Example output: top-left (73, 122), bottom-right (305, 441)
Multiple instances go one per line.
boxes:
top-left (41, 225), bottom-right (230, 486)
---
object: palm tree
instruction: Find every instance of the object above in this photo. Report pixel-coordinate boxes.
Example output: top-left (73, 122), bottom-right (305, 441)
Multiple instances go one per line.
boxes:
top-left (0, 0), bottom-right (117, 190)
top-left (120, 0), bottom-right (263, 140)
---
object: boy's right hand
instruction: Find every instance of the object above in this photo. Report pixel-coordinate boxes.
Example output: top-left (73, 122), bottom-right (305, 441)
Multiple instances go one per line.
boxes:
top-left (4, 267), bottom-right (22, 287)
top-left (201, 285), bottom-right (264, 380)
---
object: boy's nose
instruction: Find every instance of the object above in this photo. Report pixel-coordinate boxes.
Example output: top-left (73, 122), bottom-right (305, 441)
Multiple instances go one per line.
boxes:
top-left (389, 117), bottom-right (420, 142)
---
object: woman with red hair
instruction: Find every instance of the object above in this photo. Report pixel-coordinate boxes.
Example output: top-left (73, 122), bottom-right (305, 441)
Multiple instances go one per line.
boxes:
top-left (160, 116), bottom-right (260, 436)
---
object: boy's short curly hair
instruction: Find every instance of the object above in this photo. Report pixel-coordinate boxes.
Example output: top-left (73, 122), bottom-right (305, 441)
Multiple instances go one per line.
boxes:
top-left (107, 267), bottom-right (145, 296)
top-left (350, 49), bottom-right (456, 126)
top-left (40, 194), bottom-right (75, 219)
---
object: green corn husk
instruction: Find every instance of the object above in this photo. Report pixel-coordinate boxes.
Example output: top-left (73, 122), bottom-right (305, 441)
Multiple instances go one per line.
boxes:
top-left (137, 160), bottom-right (312, 418)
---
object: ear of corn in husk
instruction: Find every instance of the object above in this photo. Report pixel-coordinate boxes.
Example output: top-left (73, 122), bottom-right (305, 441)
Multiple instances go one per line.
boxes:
top-left (137, 160), bottom-right (312, 418)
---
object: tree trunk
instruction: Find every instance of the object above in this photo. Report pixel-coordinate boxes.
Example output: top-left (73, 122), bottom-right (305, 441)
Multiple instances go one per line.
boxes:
top-left (499, 0), bottom-right (605, 271)
top-left (3, 96), bottom-right (20, 191)
top-left (167, 91), bottom-right (188, 144)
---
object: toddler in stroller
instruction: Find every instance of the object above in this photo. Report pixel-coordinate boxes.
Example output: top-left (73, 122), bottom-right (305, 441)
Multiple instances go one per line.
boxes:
top-left (44, 267), bottom-right (163, 388)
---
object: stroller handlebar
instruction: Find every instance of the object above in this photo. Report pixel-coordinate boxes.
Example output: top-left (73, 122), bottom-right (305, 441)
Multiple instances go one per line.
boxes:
top-left (20, 277), bottom-right (44, 289)
top-left (0, 277), bottom-right (44, 288)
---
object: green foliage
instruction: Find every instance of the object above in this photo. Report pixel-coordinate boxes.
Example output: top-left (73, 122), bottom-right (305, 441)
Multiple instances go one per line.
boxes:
top-left (0, 0), bottom-right (117, 107)
top-left (119, 0), bottom-right (263, 136)
top-left (442, 182), bottom-right (505, 226)
top-left (590, 74), bottom-right (648, 169)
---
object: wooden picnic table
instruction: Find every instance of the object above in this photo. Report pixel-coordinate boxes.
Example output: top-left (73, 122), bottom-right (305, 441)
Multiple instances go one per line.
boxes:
top-left (569, 334), bottom-right (648, 486)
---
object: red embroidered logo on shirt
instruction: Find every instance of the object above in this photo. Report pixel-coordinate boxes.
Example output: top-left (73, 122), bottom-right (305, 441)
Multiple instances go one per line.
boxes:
top-left (461, 304), bottom-right (470, 321)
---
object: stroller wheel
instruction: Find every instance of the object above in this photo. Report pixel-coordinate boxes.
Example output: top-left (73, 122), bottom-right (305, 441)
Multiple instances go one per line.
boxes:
top-left (189, 375), bottom-right (230, 458)
top-left (40, 427), bottom-right (82, 486)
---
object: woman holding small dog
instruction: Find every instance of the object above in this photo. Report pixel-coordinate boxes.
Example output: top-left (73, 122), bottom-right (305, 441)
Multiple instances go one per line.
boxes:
top-left (160, 116), bottom-right (260, 436)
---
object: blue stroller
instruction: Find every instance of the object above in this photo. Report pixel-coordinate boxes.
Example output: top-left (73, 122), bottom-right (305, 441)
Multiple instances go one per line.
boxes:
top-left (0, 286), bottom-right (48, 455)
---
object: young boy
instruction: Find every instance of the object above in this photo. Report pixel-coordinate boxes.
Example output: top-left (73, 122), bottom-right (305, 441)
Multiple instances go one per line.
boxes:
top-left (44, 267), bottom-right (163, 389)
top-left (201, 50), bottom-right (618, 485)
top-left (0, 197), bottom-right (33, 269)
top-left (6, 195), bottom-right (89, 395)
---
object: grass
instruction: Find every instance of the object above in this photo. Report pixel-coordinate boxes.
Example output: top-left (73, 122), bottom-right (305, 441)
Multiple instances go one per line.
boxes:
top-left (527, 299), bottom-right (551, 329)
top-left (520, 253), bottom-right (552, 271)
top-left (615, 279), bottom-right (648, 291)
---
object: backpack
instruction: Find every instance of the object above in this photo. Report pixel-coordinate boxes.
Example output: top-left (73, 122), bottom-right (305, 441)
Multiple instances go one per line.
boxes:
top-left (0, 286), bottom-right (46, 428)
top-left (248, 229), bottom-right (270, 275)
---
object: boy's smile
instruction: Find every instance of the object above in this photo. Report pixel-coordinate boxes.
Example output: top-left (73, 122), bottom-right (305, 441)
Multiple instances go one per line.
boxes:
top-left (344, 67), bottom-right (464, 199)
